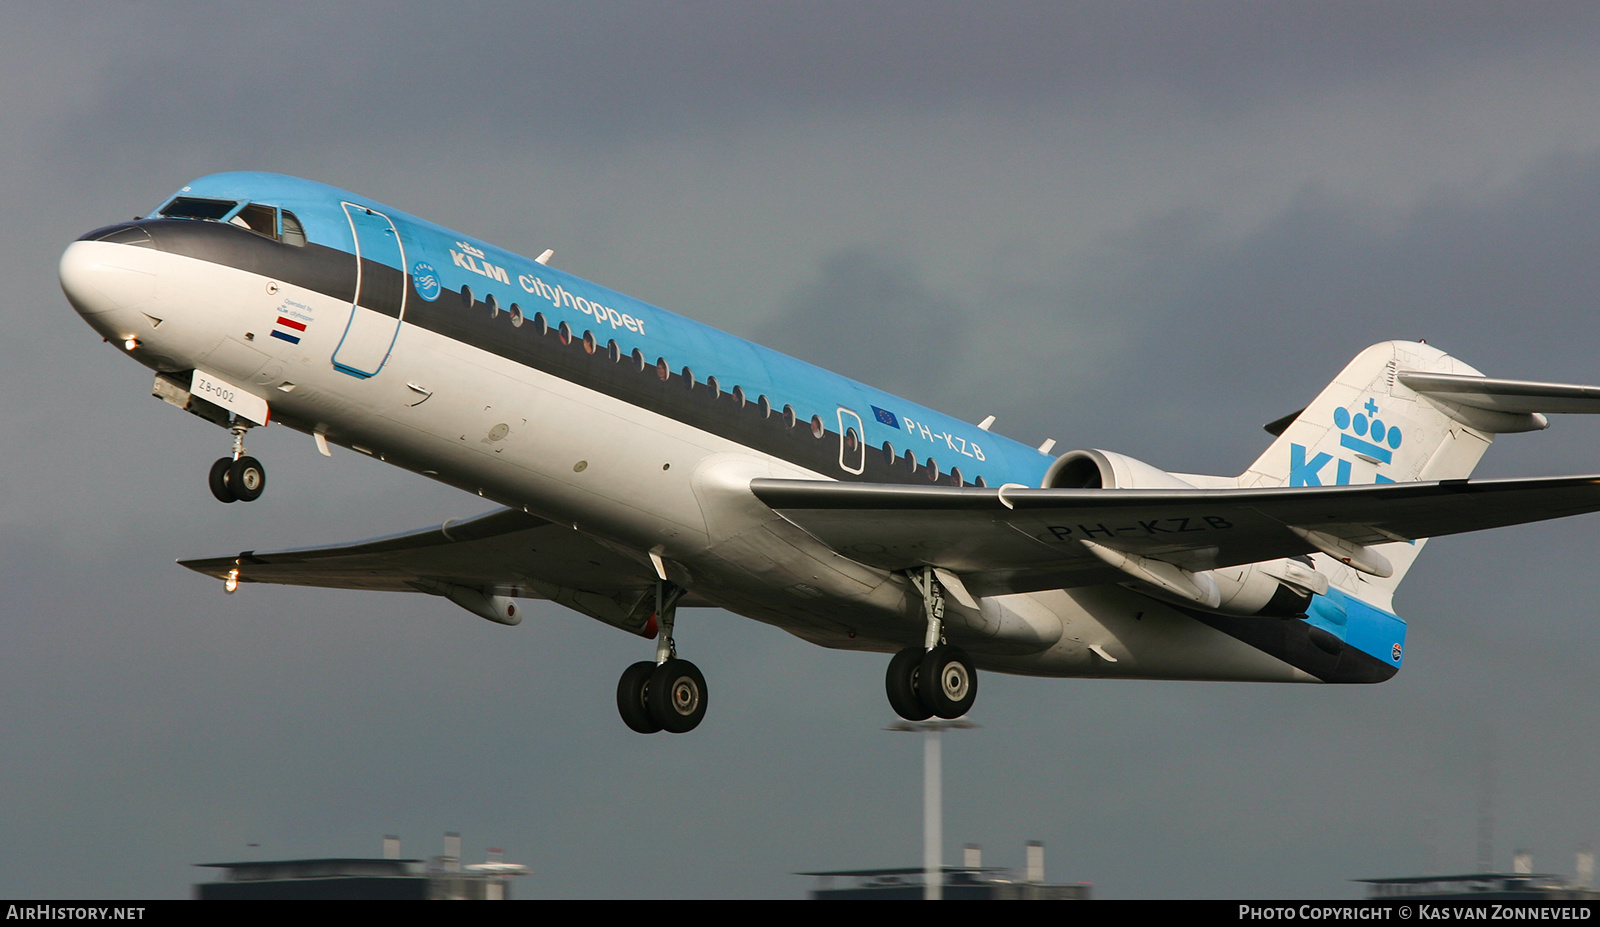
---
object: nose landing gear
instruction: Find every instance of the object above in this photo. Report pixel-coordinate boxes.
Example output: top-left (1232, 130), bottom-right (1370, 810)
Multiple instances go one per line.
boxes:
top-left (208, 420), bottom-right (266, 503)
top-left (616, 581), bottom-right (708, 734)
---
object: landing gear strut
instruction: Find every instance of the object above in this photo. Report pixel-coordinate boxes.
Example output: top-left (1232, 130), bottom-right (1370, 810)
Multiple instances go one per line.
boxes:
top-left (616, 580), bottom-right (708, 734)
top-left (886, 567), bottom-right (978, 720)
top-left (209, 420), bottom-right (265, 503)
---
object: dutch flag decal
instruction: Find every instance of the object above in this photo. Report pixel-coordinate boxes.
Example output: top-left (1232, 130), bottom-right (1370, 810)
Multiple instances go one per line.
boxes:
top-left (271, 316), bottom-right (307, 344)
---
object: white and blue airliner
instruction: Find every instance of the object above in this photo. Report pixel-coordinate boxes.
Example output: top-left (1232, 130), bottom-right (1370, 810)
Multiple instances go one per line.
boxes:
top-left (59, 172), bottom-right (1600, 733)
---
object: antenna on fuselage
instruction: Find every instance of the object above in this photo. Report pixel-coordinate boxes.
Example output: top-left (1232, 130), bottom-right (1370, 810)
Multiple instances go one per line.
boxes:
top-left (535, 249), bottom-right (553, 265)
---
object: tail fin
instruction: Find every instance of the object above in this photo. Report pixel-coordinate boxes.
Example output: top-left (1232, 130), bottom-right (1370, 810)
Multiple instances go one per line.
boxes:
top-left (1239, 341), bottom-right (1499, 602)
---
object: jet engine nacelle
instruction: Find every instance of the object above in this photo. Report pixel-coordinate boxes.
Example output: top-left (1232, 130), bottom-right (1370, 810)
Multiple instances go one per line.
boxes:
top-left (1042, 448), bottom-right (1198, 490)
top-left (1044, 449), bottom-right (1328, 618)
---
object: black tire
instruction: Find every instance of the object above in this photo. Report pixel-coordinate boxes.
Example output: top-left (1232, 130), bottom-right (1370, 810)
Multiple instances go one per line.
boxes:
top-left (648, 659), bottom-right (708, 733)
top-left (209, 457), bottom-right (237, 503)
top-left (886, 646), bottom-right (933, 721)
top-left (617, 661), bottom-right (662, 734)
top-left (229, 456), bottom-right (265, 502)
top-left (918, 645), bottom-right (977, 719)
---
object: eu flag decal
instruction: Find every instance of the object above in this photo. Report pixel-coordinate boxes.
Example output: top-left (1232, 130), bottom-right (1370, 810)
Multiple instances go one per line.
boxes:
top-left (871, 406), bottom-right (900, 429)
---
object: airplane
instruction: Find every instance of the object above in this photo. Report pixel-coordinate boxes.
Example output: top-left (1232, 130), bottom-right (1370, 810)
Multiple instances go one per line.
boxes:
top-left (59, 171), bottom-right (1600, 734)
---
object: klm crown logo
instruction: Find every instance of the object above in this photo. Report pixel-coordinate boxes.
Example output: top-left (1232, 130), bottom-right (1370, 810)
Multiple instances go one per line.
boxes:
top-left (1334, 397), bottom-right (1402, 464)
top-left (1289, 397), bottom-right (1402, 487)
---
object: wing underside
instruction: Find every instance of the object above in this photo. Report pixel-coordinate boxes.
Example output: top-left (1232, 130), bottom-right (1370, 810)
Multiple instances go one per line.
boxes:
top-left (178, 507), bottom-right (707, 631)
top-left (749, 475), bottom-right (1600, 597)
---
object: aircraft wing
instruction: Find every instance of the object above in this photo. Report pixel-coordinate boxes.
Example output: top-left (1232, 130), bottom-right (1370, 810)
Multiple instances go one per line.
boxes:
top-left (749, 475), bottom-right (1600, 596)
top-left (179, 507), bottom-right (702, 632)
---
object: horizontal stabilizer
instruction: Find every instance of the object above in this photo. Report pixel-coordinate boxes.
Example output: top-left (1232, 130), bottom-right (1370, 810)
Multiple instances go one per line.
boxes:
top-left (1399, 371), bottom-right (1600, 417)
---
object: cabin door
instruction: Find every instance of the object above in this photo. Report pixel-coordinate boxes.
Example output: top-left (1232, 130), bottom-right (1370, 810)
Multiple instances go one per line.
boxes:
top-left (332, 202), bottom-right (408, 378)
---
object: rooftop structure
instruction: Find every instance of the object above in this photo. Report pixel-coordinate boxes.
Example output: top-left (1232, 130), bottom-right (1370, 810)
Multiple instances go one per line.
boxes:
top-left (194, 833), bottom-right (527, 900)
top-left (799, 841), bottom-right (1089, 901)
top-left (1357, 846), bottom-right (1597, 901)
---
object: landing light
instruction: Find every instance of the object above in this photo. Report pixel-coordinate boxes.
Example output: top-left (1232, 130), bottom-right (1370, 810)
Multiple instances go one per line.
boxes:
top-left (123, 338), bottom-right (139, 351)
top-left (224, 569), bottom-right (240, 594)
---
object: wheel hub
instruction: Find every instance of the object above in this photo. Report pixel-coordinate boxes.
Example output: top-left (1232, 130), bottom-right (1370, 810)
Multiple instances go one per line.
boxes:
top-left (670, 677), bottom-right (700, 714)
top-left (940, 663), bottom-right (969, 700)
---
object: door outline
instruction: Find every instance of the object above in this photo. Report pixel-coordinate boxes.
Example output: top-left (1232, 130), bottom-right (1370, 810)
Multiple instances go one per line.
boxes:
top-left (332, 202), bottom-right (408, 378)
top-left (837, 407), bottom-right (866, 475)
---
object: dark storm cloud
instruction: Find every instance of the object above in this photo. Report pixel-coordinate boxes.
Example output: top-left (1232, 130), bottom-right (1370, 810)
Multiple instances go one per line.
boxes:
top-left (974, 149), bottom-right (1600, 474)
top-left (693, 141), bottom-right (1600, 497)
top-left (46, 1), bottom-right (1600, 167)
top-left (754, 248), bottom-right (968, 402)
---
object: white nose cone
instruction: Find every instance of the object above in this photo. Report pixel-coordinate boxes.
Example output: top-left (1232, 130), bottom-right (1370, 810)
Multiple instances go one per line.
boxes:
top-left (60, 240), bottom-right (156, 318)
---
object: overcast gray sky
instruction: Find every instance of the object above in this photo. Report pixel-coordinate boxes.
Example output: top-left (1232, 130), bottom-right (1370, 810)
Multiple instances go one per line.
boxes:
top-left (3, 2), bottom-right (1598, 899)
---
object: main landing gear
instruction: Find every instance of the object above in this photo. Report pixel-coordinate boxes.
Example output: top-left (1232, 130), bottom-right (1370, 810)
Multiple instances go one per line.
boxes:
top-left (886, 567), bottom-right (978, 721)
top-left (616, 581), bottom-right (708, 734)
top-left (209, 420), bottom-right (265, 503)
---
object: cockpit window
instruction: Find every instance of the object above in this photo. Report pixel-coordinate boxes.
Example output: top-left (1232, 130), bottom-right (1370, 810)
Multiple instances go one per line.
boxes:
top-left (230, 202), bottom-right (278, 237)
top-left (280, 210), bottom-right (306, 247)
top-left (157, 196), bottom-right (306, 246)
top-left (159, 196), bottom-right (237, 220)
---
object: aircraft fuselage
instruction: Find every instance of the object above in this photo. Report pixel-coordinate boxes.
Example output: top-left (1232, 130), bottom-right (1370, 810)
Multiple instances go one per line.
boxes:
top-left (60, 173), bottom-right (1401, 719)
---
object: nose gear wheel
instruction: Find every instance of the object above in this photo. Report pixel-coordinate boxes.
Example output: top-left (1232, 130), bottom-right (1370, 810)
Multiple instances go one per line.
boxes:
top-left (208, 455), bottom-right (266, 503)
top-left (208, 420), bottom-right (266, 503)
top-left (209, 457), bottom-right (237, 503)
